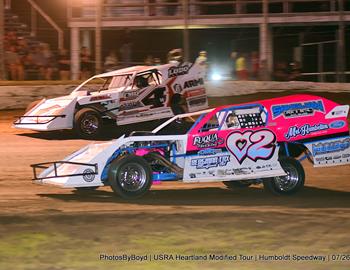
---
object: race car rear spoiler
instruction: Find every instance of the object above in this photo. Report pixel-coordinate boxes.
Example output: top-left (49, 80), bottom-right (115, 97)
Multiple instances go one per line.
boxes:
top-left (14, 114), bottom-right (66, 125)
top-left (31, 161), bottom-right (98, 180)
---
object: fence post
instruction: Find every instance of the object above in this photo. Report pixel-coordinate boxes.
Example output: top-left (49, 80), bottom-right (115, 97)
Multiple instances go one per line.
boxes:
top-left (183, 0), bottom-right (190, 62)
top-left (95, 0), bottom-right (102, 74)
top-left (0, 0), bottom-right (5, 80)
top-left (337, 0), bottom-right (345, 82)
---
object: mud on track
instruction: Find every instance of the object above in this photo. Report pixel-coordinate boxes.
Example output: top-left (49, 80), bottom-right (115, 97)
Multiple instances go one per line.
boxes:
top-left (0, 91), bottom-right (350, 269)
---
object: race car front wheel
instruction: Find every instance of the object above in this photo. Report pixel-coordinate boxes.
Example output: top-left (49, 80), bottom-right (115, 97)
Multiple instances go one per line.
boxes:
top-left (108, 155), bottom-right (153, 199)
top-left (74, 108), bottom-right (102, 139)
top-left (263, 157), bottom-right (305, 195)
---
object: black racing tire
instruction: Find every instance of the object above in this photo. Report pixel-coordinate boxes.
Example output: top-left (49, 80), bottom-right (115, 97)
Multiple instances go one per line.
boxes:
top-left (25, 99), bottom-right (42, 113)
top-left (223, 181), bottom-right (252, 189)
top-left (263, 156), bottom-right (305, 195)
top-left (108, 155), bottom-right (153, 199)
top-left (74, 108), bottom-right (102, 139)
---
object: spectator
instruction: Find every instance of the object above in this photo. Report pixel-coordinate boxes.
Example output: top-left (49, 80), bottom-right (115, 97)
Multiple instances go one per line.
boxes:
top-left (22, 52), bottom-right (38, 80)
top-left (273, 61), bottom-right (289, 81)
top-left (195, 50), bottom-right (208, 77)
top-left (5, 30), bottom-right (18, 47)
top-left (165, 0), bottom-right (178, 16)
top-left (4, 45), bottom-right (24, 80)
top-left (230, 51), bottom-right (237, 79)
top-left (154, 57), bottom-right (161, 65)
top-left (235, 53), bottom-right (248, 80)
top-left (80, 46), bottom-right (93, 79)
top-left (250, 51), bottom-right (259, 80)
top-left (288, 61), bottom-right (302, 81)
top-left (32, 44), bottom-right (52, 80)
top-left (167, 48), bottom-right (183, 64)
top-left (149, 0), bottom-right (156, 16)
top-left (144, 55), bottom-right (154, 66)
top-left (259, 59), bottom-right (269, 81)
top-left (16, 37), bottom-right (29, 58)
top-left (104, 50), bottom-right (118, 72)
top-left (42, 43), bottom-right (54, 80)
top-left (58, 49), bottom-right (71, 80)
top-left (119, 42), bottom-right (132, 67)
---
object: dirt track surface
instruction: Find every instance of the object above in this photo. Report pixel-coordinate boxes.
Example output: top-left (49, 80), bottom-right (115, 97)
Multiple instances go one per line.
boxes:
top-left (1, 91), bottom-right (350, 269)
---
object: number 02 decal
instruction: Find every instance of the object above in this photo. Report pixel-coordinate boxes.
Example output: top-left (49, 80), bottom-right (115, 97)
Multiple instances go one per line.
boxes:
top-left (226, 129), bottom-right (276, 164)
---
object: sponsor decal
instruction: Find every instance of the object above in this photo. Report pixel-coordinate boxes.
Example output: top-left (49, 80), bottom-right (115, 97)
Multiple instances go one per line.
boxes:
top-left (315, 157), bottom-right (325, 162)
top-left (121, 91), bottom-right (138, 101)
top-left (193, 133), bottom-right (224, 148)
top-left (217, 168), bottom-right (252, 176)
top-left (185, 88), bottom-right (206, 98)
top-left (226, 129), bottom-right (276, 164)
top-left (188, 96), bottom-right (207, 107)
top-left (285, 123), bottom-right (329, 139)
top-left (197, 148), bottom-right (222, 156)
top-left (190, 170), bottom-right (216, 178)
top-left (271, 100), bottom-right (325, 119)
top-left (183, 78), bottom-right (204, 89)
top-left (312, 138), bottom-right (350, 156)
top-left (198, 148), bottom-right (222, 156)
top-left (168, 64), bottom-right (192, 77)
top-left (89, 94), bottom-right (111, 101)
top-left (330, 120), bottom-right (345, 129)
top-left (119, 101), bottom-right (140, 111)
top-left (173, 83), bottom-right (183, 93)
top-left (190, 155), bottom-right (230, 169)
top-left (83, 168), bottom-right (95, 182)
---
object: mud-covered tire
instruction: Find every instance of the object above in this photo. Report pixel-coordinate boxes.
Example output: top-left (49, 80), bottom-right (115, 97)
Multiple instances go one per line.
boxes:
top-left (25, 99), bottom-right (42, 113)
top-left (108, 155), bottom-right (152, 199)
top-left (74, 108), bottom-right (102, 139)
top-left (263, 157), bottom-right (305, 195)
top-left (223, 181), bottom-right (252, 189)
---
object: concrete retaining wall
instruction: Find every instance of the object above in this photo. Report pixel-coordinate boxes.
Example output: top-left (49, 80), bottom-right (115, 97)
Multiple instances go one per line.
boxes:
top-left (1, 81), bottom-right (350, 110)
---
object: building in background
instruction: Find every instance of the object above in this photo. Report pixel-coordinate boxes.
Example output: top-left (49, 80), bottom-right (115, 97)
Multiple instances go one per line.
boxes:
top-left (1, 0), bottom-right (350, 82)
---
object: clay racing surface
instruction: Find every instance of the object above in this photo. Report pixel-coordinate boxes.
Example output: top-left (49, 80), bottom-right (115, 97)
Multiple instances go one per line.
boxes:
top-left (0, 91), bottom-right (349, 270)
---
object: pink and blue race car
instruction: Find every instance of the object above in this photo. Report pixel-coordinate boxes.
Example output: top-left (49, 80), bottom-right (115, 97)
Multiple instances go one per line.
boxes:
top-left (31, 94), bottom-right (350, 199)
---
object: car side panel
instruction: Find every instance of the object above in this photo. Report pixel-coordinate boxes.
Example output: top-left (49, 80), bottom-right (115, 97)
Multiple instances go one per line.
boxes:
top-left (183, 128), bottom-right (285, 182)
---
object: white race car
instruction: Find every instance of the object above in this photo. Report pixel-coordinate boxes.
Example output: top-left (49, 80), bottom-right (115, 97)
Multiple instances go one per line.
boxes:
top-left (14, 63), bottom-right (208, 138)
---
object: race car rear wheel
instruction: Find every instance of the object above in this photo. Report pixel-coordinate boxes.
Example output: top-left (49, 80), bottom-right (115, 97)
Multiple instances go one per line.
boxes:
top-left (223, 181), bottom-right (252, 189)
top-left (108, 155), bottom-right (152, 199)
top-left (263, 157), bottom-right (305, 195)
top-left (74, 108), bottom-right (102, 139)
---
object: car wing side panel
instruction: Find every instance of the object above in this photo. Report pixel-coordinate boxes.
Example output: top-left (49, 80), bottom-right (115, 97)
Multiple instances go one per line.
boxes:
top-left (304, 135), bottom-right (350, 167)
